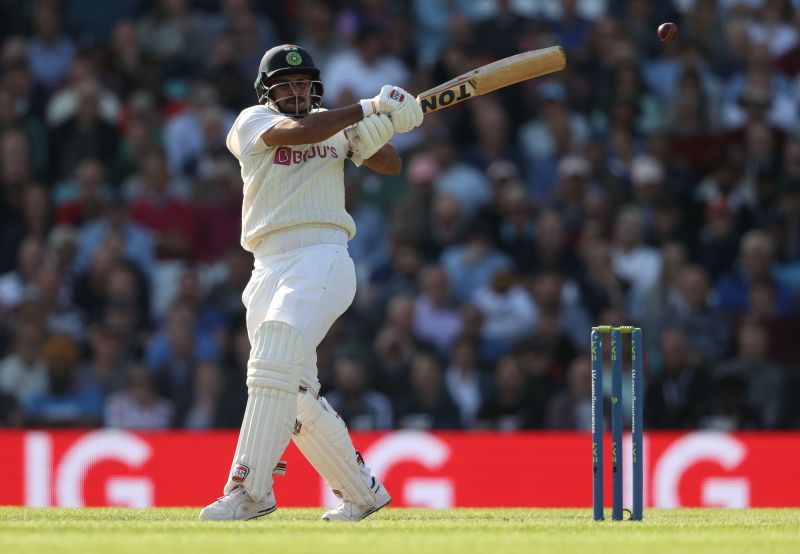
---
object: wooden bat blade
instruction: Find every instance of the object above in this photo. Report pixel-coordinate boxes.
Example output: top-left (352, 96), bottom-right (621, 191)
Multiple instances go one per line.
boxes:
top-left (417, 46), bottom-right (566, 114)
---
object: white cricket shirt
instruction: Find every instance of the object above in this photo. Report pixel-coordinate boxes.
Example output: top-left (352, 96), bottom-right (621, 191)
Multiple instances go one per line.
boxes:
top-left (226, 104), bottom-right (356, 253)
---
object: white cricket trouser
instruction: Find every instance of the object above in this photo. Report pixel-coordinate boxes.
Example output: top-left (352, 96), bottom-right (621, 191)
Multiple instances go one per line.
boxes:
top-left (243, 227), bottom-right (356, 396)
top-left (229, 226), bottom-right (382, 508)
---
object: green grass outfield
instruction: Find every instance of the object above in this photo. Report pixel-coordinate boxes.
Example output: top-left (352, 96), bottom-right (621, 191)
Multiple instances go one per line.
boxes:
top-left (1, 507), bottom-right (799, 554)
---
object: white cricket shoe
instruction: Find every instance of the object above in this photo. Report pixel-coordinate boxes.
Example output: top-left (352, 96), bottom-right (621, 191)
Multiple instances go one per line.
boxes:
top-left (199, 487), bottom-right (277, 521)
top-left (321, 479), bottom-right (391, 522)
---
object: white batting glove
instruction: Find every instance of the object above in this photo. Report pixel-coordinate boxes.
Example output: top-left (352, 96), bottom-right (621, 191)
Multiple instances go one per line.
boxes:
top-left (345, 113), bottom-right (395, 165)
top-left (360, 85), bottom-right (412, 117)
top-left (390, 100), bottom-right (424, 133)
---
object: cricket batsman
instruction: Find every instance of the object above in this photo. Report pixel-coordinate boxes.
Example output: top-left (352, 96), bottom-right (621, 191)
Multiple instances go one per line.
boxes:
top-left (199, 45), bottom-right (423, 521)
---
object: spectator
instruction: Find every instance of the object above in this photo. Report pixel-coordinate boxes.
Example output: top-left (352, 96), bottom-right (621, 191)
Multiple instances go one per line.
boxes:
top-left (518, 83), bottom-right (590, 200)
top-left (670, 265), bottom-right (732, 366)
top-left (104, 364), bottom-right (174, 428)
top-left (19, 183), bottom-right (52, 243)
top-left (444, 336), bottom-right (492, 428)
top-left (611, 205), bottom-right (663, 302)
top-left (528, 270), bottom-right (590, 357)
top-left (552, 154), bottom-right (594, 234)
top-left (745, 278), bottom-right (798, 369)
top-left (137, 0), bottom-right (213, 73)
top-left (395, 352), bottom-right (461, 430)
top-left (476, 354), bottom-right (532, 430)
top-left (0, 319), bottom-right (47, 406)
top-left (162, 265), bottom-right (226, 341)
top-left (462, 97), bottom-right (524, 172)
top-left (629, 155), bottom-right (666, 230)
top-left (716, 229), bottom-right (794, 314)
top-left (552, 0), bottom-right (592, 56)
top-left (493, 183), bottom-right (535, 271)
top-left (545, 355), bottom-right (595, 430)
top-left (145, 301), bottom-right (221, 409)
top-left (323, 24), bottom-right (409, 107)
top-left (633, 241), bottom-right (688, 340)
top-left (48, 80), bottom-right (120, 181)
top-left (693, 198), bottom-right (742, 281)
top-left (214, 323), bottom-right (249, 428)
top-left (78, 323), bottom-right (130, 398)
top-left (27, 0), bottom-right (76, 90)
top-left (390, 152), bottom-right (438, 245)
top-left (162, 81), bottom-right (234, 177)
top-left (471, 270), bottom-right (537, 354)
top-left (55, 158), bottom-right (108, 227)
top-left (74, 191), bottom-right (155, 277)
top-left (193, 156), bottom-right (242, 263)
top-left (441, 220), bottom-right (513, 303)
top-left (29, 262), bottom-right (84, 340)
top-left (128, 148), bottom-right (198, 260)
top-left (326, 356), bottom-right (393, 431)
top-left (712, 319), bottom-right (785, 428)
top-left (701, 372), bottom-right (762, 430)
top-left (45, 54), bottom-right (121, 128)
top-left (431, 138), bottom-right (490, 218)
top-left (102, 20), bottom-right (161, 97)
top-left (111, 101), bottom-right (162, 185)
top-left (473, 0), bottom-right (530, 59)
top-left (0, 84), bottom-right (47, 177)
top-left (46, 225), bottom-right (78, 279)
top-left (294, 0), bottom-right (344, 71)
top-left (577, 237), bottom-right (628, 320)
top-left (0, 130), bottom-right (37, 273)
top-left (26, 334), bottom-right (103, 427)
top-left (527, 208), bottom-right (583, 279)
top-left (645, 327), bottom-right (712, 429)
top-left (425, 194), bottom-right (468, 259)
top-left (73, 247), bottom-right (150, 329)
top-left (515, 339), bottom-right (561, 428)
top-left (182, 361), bottom-right (225, 429)
top-left (0, 235), bottom-right (44, 312)
top-left (372, 293), bottom-right (423, 395)
top-left (412, 265), bottom-right (462, 355)
top-left (209, 0), bottom-right (278, 78)
top-left (205, 247), bottom-right (251, 325)
top-left (345, 174), bottom-right (389, 284)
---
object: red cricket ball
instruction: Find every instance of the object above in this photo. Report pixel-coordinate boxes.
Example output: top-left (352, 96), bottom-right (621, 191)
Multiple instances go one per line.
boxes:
top-left (657, 22), bottom-right (678, 43)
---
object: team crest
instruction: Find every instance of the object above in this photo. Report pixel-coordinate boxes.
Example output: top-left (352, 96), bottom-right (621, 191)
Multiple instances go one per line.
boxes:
top-left (286, 50), bottom-right (303, 66)
top-left (231, 464), bottom-right (250, 483)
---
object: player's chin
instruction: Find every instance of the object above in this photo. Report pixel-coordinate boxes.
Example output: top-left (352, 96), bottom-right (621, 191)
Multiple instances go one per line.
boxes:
top-left (282, 101), bottom-right (308, 114)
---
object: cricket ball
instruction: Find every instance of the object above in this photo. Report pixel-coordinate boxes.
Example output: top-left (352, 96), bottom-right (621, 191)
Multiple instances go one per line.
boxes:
top-left (657, 22), bottom-right (678, 43)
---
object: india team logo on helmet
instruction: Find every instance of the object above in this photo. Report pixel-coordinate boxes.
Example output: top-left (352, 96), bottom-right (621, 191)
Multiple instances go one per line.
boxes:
top-left (286, 49), bottom-right (303, 66)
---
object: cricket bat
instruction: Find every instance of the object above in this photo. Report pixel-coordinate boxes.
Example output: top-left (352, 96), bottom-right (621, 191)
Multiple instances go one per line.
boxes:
top-left (417, 46), bottom-right (566, 114)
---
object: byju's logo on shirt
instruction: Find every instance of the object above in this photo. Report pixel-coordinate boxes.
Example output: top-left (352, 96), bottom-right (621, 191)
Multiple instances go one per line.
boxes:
top-left (274, 146), bottom-right (339, 165)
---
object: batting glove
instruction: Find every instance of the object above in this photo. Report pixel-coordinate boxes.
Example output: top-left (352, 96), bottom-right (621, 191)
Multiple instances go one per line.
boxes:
top-left (360, 85), bottom-right (412, 117)
top-left (390, 100), bottom-right (424, 133)
top-left (345, 113), bottom-right (395, 165)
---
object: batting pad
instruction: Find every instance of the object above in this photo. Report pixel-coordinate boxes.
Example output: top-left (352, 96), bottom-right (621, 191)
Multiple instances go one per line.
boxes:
top-left (224, 321), bottom-right (304, 503)
top-left (292, 393), bottom-right (378, 507)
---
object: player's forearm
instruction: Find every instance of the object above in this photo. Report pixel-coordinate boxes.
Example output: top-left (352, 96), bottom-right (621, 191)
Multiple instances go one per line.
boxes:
top-left (262, 105), bottom-right (363, 146)
top-left (362, 143), bottom-right (402, 175)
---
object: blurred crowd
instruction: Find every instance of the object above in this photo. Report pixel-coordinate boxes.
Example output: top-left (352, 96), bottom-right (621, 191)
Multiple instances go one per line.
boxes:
top-left (0, 0), bottom-right (799, 433)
